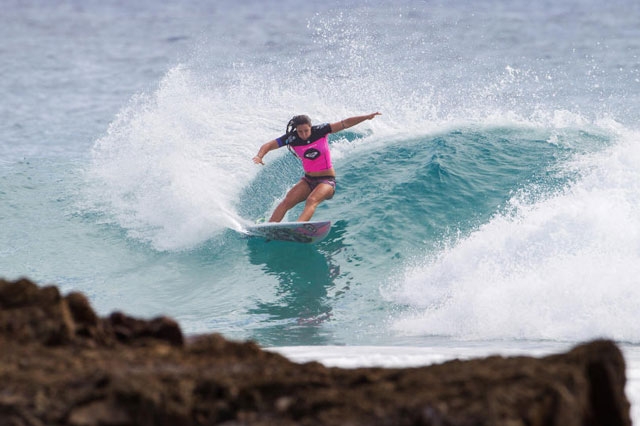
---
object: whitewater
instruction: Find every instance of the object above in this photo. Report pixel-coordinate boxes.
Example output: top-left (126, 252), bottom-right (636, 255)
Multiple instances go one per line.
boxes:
top-left (2, 0), bottom-right (640, 421)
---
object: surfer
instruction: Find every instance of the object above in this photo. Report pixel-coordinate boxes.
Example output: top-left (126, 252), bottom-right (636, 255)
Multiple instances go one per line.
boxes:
top-left (253, 112), bottom-right (381, 222)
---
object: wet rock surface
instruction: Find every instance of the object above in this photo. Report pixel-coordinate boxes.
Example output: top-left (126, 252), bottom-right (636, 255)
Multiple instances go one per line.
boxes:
top-left (0, 278), bottom-right (631, 425)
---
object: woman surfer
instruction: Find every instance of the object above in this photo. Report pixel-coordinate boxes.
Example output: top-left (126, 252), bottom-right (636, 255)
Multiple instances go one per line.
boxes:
top-left (253, 112), bottom-right (381, 222)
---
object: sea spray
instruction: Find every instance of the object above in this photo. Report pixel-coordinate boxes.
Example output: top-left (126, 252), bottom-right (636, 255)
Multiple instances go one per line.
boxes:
top-left (86, 66), bottom-right (255, 250)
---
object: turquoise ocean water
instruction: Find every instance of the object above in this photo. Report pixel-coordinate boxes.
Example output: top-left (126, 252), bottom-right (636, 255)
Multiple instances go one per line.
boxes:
top-left (2, 0), bottom-right (640, 419)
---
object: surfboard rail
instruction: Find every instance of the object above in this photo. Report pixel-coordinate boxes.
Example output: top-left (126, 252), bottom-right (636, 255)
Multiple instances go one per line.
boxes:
top-left (244, 220), bottom-right (331, 243)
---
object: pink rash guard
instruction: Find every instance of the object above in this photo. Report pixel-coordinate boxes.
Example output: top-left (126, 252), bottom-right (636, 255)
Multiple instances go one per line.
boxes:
top-left (276, 123), bottom-right (333, 174)
top-left (290, 135), bottom-right (332, 173)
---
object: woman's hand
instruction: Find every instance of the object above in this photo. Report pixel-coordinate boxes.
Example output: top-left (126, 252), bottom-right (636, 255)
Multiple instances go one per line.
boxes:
top-left (253, 140), bottom-right (278, 165)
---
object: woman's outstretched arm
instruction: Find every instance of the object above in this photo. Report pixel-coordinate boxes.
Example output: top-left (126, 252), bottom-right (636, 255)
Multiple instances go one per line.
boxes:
top-left (330, 112), bottom-right (381, 133)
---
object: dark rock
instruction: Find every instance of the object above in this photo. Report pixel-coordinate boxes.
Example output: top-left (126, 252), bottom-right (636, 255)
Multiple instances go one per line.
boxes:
top-left (0, 277), bottom-right (75, 345)
top-left (0, 277), bottom-right (632, 425)
top-left (106, 311), bottom-right (184, 347)
top-left (66, 291), bottom-right (99, 327)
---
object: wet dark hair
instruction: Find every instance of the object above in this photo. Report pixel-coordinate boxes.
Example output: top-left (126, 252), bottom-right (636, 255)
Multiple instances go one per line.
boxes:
top-left (286, 115), bottom-right (312, 135)
top-left (285, 115), bottom-right (312, 160)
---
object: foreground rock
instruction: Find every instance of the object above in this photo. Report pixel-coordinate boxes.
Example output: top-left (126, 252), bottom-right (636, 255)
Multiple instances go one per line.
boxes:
top-left (0, 278), bottom-right (631, 426)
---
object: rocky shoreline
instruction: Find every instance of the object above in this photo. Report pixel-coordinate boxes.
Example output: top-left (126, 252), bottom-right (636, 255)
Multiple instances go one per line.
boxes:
top-left (0, 277), bottom-right (631, 425)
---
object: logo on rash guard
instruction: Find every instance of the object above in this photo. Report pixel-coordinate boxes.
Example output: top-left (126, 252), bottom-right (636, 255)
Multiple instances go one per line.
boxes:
top-left (303, 148), bottom-right (320, 160)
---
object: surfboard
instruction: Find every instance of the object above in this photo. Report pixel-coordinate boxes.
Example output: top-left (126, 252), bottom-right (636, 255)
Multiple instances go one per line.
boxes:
top-left (244, 220), bottom-right (331, 243)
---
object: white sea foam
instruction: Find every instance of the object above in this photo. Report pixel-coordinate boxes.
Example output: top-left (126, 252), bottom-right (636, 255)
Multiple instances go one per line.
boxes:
top-left (388, 123), bottom-right (640, 343)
